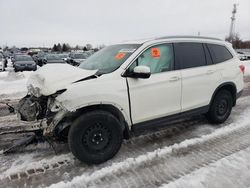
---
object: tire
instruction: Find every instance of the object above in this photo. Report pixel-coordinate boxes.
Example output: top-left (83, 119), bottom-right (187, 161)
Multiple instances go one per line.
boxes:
top-left (68, 110), bottom-right (123, 164)
top-left (206, 90), bottom-right (233, 124)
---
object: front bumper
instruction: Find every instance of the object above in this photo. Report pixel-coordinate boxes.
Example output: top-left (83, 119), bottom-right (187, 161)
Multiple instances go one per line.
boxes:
top-left (14, 64), bottom-right (36, 71)
top-left (43, 109), bottom-right (68, 136)
top-left (18, 94), bottom-right (68, 137)
top-left (17, 109), bottom-right (67, 137)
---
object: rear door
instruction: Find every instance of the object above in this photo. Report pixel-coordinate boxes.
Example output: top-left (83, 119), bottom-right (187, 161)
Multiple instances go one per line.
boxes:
top-left (174, 42), bottom-right (220, 112)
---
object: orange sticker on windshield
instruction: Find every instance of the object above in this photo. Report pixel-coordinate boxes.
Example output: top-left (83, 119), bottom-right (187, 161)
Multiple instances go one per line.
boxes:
top-left (115, 52), bottom-right (126, 60)
top-left (151, 48), bottom-right (160, 58)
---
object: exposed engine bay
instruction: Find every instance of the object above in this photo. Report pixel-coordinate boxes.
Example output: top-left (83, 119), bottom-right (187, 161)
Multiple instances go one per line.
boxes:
top-left (14, 64), bottom-right (99, 144)
top-left (18, 95), bottom-right (48, 121)
top-left (17, 92), bottom-right (69, 140)
top-left (2, 64), bottom-right (101, 154)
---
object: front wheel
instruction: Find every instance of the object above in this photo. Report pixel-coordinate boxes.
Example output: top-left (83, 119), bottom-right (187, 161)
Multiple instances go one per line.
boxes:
top-left (68, 111), bottom-right (123, 164)
top-left (206, 90), bottom-right (233, 124)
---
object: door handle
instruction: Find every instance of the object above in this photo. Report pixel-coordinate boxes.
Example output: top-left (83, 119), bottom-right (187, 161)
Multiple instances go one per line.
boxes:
top-left (206, 70), bottom-right (215, 75)
top-left (169, 76), bottom-right (180, 82)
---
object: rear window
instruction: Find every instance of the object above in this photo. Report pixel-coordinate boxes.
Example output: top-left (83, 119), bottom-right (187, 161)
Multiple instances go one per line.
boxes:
top-left (207, 44), bottom-right (233, 63)
top-left (174, 42), bottom-right (206, 69)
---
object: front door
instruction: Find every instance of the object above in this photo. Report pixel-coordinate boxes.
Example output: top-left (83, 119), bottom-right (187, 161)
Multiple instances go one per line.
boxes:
top-left (126, 43), bottom-right (182, 124)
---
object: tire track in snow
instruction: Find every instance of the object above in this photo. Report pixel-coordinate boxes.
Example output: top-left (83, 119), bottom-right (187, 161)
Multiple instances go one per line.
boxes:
top-left (48, 112), bottom-right (250, 188)
top-left (1, 96), bottom-right (250, 188)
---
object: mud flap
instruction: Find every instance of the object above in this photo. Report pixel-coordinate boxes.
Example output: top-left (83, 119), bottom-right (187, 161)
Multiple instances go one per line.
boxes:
top-left (2, 133), bottom-right (36, 154)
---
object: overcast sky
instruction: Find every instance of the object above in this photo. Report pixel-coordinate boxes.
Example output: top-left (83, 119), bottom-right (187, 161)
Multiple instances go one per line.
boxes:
top-left (0, 0), bottom-right (249, 47)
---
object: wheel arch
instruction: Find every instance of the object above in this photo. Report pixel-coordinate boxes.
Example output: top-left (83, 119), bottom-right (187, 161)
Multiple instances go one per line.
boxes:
top-left (55, 104), bottom-right (131, 140)
top-left (209, 82), bottom-right (237, 107)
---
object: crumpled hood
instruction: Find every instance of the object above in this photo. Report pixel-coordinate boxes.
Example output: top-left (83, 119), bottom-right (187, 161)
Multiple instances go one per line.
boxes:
top-left (27, 64), bottom-right (97, 96)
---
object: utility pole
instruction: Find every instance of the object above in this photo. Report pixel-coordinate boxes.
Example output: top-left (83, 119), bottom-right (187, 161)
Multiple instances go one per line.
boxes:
top-left (228, 4), bottom-right (238, 42)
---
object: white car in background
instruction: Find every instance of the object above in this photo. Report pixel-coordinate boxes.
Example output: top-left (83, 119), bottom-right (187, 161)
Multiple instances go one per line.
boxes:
top-left (236, 50), bottom-right (250, 61)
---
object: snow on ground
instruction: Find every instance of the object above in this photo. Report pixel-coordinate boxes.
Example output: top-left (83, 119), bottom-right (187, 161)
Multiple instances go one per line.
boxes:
top-left (0, 71), bottom-right (31, 99)
top-left (0, 61), bottom-right (33, 99)
top-left (49, 106), bottom-right (250, 188)
top-left (0, 152), bottom-right (72, 180)
top-left (163, 147), bottom-right (250, 188)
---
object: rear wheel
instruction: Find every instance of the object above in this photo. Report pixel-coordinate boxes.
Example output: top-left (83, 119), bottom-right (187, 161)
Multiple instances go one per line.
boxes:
top-left (206, 90), bottom-right (233, 124)
top-left (68, 111), bottom-right (123, 164)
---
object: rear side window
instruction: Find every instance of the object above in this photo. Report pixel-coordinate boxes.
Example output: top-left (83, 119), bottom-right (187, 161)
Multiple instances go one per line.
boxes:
top-left (174, 42), bottom-right (206, 69)
top-left (207, 44), bottom-right (233, 63)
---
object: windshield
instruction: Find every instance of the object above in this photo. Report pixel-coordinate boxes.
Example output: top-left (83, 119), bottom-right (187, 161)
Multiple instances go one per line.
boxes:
top-left (15, 55), bottom-right (33, 61)
top-left (79, 44), bottom-right (140, 74)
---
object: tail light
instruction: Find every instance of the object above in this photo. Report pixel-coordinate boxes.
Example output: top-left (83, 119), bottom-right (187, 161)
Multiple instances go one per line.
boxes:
top-left (239, 65), bottom-right (245, 74)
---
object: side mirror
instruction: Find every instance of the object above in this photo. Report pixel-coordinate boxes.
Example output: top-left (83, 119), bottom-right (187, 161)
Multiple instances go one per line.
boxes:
top-left (132, 65), bottom-right (151, 79)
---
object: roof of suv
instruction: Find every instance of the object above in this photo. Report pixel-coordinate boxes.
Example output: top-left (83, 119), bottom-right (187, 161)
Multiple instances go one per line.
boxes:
top-left (121, 35), bottom-right (224, 45)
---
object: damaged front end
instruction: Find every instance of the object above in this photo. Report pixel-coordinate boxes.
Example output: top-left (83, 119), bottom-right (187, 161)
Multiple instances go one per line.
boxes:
top-left (16, 64), bottom-right (98, 140)
top-left (17, 89), bottom-right (69, 139)
top-left (3, 64), bottom-right (98, 154)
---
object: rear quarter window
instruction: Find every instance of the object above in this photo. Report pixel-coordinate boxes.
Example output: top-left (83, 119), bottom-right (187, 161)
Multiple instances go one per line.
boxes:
top-left (207, 44), bottom-right (233, 63)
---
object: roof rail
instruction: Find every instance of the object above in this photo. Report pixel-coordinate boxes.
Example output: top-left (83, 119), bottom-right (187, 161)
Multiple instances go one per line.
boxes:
top-left (156, 35), bottom-right (223, 41)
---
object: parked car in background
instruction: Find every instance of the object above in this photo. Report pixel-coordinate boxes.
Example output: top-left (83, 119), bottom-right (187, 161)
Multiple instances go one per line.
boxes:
top-left (236, 50), bottom-right (250, 61)
top-left (0, 53), bottom-right (5, 71)
top-left (66, 53), bottom-right (87, 66)
top-left (13, 55), bottom-right (37, 72)
top-left (33, 52), bottom-right (46, 66)
top-left (85, 50), bottom-right (95, 58)
top-left (43, 54), bottom-right (68, 64)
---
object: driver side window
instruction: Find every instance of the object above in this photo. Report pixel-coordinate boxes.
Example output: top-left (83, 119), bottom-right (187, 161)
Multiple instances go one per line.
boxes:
top-left (129, 44), bottom-right (174, 74)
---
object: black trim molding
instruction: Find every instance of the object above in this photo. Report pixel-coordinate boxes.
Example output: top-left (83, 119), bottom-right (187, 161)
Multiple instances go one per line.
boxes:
top-left (131, 105), bottom-right (209, 133)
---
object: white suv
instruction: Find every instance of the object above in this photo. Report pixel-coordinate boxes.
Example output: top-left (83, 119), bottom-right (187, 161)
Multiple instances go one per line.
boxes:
top-left (18, 36), bottom-right (244, 164)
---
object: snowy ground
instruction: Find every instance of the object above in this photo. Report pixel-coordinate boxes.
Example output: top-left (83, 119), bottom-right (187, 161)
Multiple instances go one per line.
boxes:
top-left (0, 60), bottom-right (32, 100)
top-left (0, 60), bottom-right (250, 188)
top-left (164, 147), bottom-right (250, 188)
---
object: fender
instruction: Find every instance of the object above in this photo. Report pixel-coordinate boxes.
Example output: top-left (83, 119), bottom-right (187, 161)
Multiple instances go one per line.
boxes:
top-left (209, 82), bottom-right (237, 107)
top-left (53, 103), bottom-right (131, 140)
top-left (61, 101), bottom-right (131, 126)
